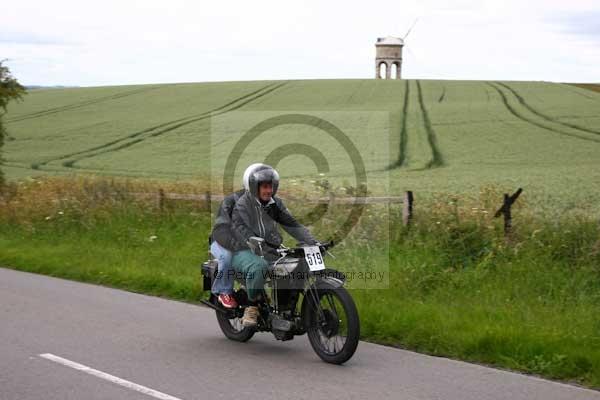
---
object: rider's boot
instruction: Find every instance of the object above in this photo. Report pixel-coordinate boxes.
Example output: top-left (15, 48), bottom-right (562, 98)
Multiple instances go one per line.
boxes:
top-left (242, 305), bottom-right (258, 327)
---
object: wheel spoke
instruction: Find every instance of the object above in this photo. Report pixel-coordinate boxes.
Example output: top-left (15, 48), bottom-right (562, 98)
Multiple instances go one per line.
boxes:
top-left (336, 334), bottom-right (345, 351)
top-left (319, 331), bottom-right (329, 350)
top-left (326, 293), bottom-right (338, 316)
top-left (230, 317), bottom-right (243, 332)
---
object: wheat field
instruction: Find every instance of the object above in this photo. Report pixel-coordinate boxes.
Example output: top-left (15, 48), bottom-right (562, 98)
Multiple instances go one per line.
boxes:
top-left (3, 79), bottom-right (600, 212)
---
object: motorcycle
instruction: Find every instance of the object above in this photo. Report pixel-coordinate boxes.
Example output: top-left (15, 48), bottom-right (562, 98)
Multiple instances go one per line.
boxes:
top-left (201, 237), bottom-right (360, 364)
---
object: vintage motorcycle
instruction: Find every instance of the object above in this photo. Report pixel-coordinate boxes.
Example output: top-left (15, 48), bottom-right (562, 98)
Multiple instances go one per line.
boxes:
top-left (201, 238), bottom-right (360, 364)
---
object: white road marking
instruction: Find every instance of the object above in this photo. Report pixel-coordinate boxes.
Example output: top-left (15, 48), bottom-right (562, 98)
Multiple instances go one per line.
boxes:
top-left (39, 353), bottom-right (183, 400)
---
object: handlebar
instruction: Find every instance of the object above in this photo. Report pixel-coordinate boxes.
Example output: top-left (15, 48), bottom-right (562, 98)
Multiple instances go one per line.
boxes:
top-left (276, 240), bottom-right (334, 257)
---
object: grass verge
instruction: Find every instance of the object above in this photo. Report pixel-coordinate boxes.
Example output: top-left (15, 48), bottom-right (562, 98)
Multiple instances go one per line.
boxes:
top-left (1, 176), bottom-right (600, 388)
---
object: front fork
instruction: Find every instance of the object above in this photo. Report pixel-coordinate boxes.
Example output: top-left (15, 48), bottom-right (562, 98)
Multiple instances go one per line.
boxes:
top-left (301, 280), bottom-right (326, 331)
top-left (301, 276), bottom-right (345, 330)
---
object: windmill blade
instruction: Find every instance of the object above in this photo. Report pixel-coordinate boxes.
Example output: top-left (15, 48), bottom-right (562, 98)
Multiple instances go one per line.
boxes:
top-left (403, 18), bottom-right (419, 40)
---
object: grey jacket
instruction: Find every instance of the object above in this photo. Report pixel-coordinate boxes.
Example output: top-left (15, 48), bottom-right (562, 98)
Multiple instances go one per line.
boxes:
top-left (231, 191), bottom-right (316, 252)
top-left (209, 189), bottom-right (245, 250)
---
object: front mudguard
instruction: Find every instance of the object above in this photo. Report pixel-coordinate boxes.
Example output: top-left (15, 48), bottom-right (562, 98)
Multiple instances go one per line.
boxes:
top-left (313, 268), bottom-right (346, 288)
top-left (314, 275), bottom-right (345, 289)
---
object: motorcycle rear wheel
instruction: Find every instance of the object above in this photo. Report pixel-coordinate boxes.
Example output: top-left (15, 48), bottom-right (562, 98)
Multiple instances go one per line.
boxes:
top-left (214, 291), bottom-right (255, 342)
top-left (216, 310), bottom-right (255, 342)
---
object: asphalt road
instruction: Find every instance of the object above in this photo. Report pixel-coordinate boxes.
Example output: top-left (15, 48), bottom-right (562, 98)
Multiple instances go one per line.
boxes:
top-left (1, 267), bottom-right (598, 400)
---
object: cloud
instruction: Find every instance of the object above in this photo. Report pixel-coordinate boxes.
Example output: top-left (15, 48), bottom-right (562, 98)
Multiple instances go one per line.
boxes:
top-left (0, 31), bottom-right (78, 46)
top-left (546, 10), bottom-right (600, 42)
top-left (1, 0), bottom-right (599, 85)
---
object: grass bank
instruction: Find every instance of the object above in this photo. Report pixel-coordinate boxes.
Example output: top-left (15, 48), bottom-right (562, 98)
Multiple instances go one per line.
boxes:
top-left (1, 176), bottom-right (600, 388)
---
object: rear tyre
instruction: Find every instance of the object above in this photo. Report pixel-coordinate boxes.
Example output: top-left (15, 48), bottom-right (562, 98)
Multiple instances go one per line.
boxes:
top-left (305, 282), bottom-right (360, 364)
top-left (214, 290), bottom-right (255, 342)
top-left (216, 311), bottom-right (255, 342)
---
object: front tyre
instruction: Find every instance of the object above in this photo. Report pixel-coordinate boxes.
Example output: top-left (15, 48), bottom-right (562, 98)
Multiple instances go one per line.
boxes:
top-left (305, 283), bottom-right (360, 364)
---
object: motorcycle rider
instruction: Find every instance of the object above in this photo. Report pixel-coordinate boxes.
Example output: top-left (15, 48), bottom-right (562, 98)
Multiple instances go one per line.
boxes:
top-left (209, 188), bottom-right (246, 308)
top-left (208, 163), bottom-right (266, 307)
top-left (230, 163), bottom-right (318, 327)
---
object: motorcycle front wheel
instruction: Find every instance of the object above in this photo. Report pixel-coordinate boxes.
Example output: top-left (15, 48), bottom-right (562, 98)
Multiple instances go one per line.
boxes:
top-left (304, 282), bottom-right (360, 364)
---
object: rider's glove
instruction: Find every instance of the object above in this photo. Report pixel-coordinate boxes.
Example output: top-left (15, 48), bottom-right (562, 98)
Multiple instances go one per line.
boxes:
top-left (296, 240), bottom-right (320, 247)
top-left (246, 240), bottom-right (257, 253)
top-left (264, 245), bottom-right (280, 256)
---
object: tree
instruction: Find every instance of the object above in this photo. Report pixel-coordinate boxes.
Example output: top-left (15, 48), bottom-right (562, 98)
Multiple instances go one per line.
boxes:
top-left (0, 60), bottom-right (26, 190)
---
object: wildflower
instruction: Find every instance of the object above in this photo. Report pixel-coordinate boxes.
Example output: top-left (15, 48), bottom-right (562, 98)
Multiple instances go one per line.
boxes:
top-left (149, 235), bottom-right (158, 242)
top-left (45, 216), bottom-right (51, 220)
top-left (319, 173), bottom-right (325, 176)
top-left (58, 211), bottom-right (64, 215)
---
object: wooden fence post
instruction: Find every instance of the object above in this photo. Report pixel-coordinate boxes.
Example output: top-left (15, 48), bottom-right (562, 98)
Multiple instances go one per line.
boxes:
top-left (328, 191), bottom-right (335, 205)
top-left (157, 188), bottom-right (165, 212)
top-left (205, 191), bottom-right (212, 211)
top-left (592, 220), bottom-right (600, 257)
top-left (402, 190), bottom-right (414, 227)
top-left (494, 188), bottom-right (522, 237)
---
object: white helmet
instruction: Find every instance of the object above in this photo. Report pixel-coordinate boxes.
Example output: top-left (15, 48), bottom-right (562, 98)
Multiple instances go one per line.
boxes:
top-left (242, 163), bottom-right (280, 199)
top-left (242, 163), bottom-right (264, 191)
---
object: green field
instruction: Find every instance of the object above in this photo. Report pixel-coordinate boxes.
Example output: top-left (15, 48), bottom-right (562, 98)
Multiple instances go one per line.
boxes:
top-left (3, 79), bottom-right (600, 213)
top-left (3, 80), bottom-right (600, 387)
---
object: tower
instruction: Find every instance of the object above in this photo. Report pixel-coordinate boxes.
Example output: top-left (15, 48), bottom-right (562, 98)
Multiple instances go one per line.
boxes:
top-left (375, 36), bottom-right (403, 79)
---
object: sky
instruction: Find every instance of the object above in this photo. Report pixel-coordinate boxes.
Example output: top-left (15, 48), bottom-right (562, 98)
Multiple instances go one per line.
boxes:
top-left (1, 0), bottom-right (599, 86)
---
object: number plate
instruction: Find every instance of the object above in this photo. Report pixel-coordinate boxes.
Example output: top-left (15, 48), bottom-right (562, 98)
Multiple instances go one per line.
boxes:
top-left (304, 246), bottom-right (325, 271)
